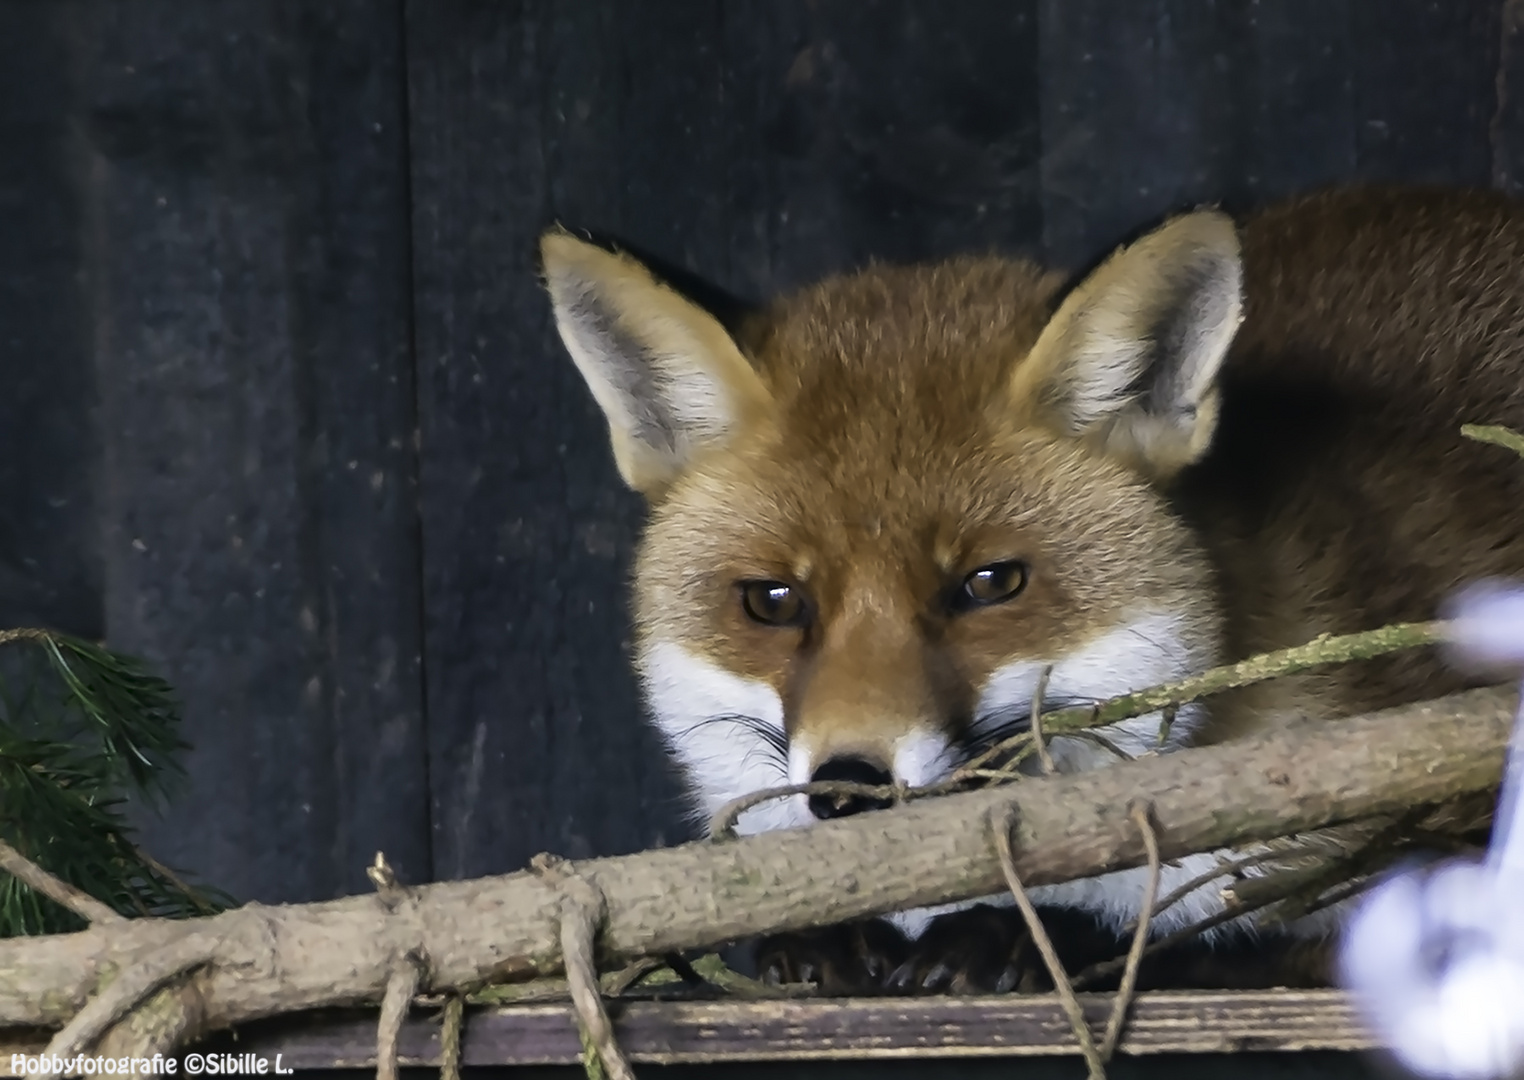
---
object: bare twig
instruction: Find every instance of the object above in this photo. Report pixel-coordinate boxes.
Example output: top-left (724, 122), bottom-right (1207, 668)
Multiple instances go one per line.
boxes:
top-left (989, 807), bottom-right (1106, 1080)
top-left (438, 996), bottom-right (464, 1080)
top-left (956, 731), bottom-right (1037, 777)
top-left (975, 621), bottom-right (1451, 769)
top-left (714, 620), bottom-right (1462, 841)
top-left (1121, 849), bottom-right (1280, 934)
top-left (368, 851), bottom-right (409, 910)
top-left (1156, 705), bottom-right (1178, 748)
top-left (578, 1027), bottom-right (608, 1080)
top-left (602, 957), bottom-right (665, 998)
top-left (377, 955), bottom-right (423, 1080)
top-left (0, 837), bottom-right (124, 926)
top-left (1030, 665), bottom-right (1056, 775)
top-left (131, 844), bottom-right (218, 916)
top-left (1072, 893), bottom-right (1286, 991)
top-left (38, 931), bottom-right (218, 1078)
top-left (532, 855), bottom-right (635, 1080)
top-left (1101, 803), bottom-right (1161, 1061)
top-left (709, 778), bottom-right (955, 839)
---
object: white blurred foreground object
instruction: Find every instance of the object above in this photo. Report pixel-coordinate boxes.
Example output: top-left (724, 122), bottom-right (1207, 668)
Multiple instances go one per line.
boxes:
top-left (1339, 581), bottom-right (1524, 1079)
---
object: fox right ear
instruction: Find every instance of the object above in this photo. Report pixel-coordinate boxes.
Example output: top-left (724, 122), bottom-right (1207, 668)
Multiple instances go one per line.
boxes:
top-left (1010, 209), bottom-right (1243, 482)
top-left (539, 230), bottom-right (770, 496)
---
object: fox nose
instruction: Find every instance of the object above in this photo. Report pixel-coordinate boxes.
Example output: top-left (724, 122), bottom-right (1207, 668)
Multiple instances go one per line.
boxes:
top-left (807, 756), bottom-right (895, 819)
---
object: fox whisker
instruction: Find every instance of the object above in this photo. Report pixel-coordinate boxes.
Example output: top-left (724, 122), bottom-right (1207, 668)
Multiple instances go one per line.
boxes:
top-left (965, 692), bottom-right (1098, 754)
top-left (675, 713), bottom-right (788, 763)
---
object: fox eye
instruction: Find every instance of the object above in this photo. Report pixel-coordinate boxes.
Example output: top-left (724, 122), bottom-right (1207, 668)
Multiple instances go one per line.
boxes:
top-left (740, 581), bottom-right (807, 627)
top-left (958, 560), bottom-right (1029, 608)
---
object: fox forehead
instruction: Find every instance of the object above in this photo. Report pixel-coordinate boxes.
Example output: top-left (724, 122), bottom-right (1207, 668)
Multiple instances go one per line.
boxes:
top-left (733, 255), bottom-right (1065, 454)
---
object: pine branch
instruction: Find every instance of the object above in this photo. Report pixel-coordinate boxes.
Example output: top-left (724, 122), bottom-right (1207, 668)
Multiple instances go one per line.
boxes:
top-left (0, 629), bottom-right (227, 936)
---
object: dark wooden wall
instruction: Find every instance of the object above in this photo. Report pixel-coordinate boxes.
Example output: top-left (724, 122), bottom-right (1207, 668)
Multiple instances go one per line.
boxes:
top-left (1, 0), bottom-right (1520, 918)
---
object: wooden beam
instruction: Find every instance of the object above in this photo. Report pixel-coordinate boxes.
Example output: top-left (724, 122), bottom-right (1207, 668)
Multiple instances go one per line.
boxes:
top-left (45, 991), bottom-right (1371, 1070)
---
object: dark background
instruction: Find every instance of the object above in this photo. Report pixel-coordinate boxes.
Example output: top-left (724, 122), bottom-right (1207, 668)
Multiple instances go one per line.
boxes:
top-left (1, 2), bottom-right (1519, 1075)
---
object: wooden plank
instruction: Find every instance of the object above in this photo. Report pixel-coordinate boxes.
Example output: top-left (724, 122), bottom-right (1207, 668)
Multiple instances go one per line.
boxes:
top-left (405, 0), bottom-right (1045, 884)
top-left (758, 0), bottom-right (1045, 279)
top-left (62, 0), bottom-right (429, 904)
top-left (404, 0), bottom-right (686, 880)
top-left (0, 2), bottom-right (102, 636)
top-left (1231, 0), bottom-right (1359, 204)
top-left (1037, 0), bottom-right (1506, 269)
top-left (1497, 0), bottom-right (1524, 197)
top-left (1350, 0), bottom-right (1501, 184)
top-left (193, 991), bottom-right (1375, 1068)
top-left (1037, 0), bottom-right (1254, 269)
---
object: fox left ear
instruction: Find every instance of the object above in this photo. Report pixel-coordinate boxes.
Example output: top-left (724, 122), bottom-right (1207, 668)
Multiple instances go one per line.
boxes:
top-left (539, 229), bottom-right (771, 497)
top-left (1011, 209), bottom-right (1243, 482)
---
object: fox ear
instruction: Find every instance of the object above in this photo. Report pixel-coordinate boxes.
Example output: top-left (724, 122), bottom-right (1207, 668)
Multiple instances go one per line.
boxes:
top-left (540, 230), bottom-right (770, 495)
top-left (1011, 209), bottom-right (1243, 482)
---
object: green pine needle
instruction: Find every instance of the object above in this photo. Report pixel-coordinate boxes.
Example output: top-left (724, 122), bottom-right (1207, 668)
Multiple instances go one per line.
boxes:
top-left (0, 628), bottom-right (230, 936)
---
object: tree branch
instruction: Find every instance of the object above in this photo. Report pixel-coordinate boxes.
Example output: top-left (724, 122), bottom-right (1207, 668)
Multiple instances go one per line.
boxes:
top-left (0, 838), bottom-right (124, 926)
top-left (0, 686), bottom-right (1511, 1050)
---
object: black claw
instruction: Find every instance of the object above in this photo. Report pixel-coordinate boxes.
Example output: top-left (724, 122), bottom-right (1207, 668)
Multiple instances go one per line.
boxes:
top-left (921, 962), bottom-right (954, 990)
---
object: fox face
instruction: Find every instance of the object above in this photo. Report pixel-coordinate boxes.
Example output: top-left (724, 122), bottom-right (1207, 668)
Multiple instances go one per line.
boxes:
top-left (541, 214), bottom-right (1242, 846)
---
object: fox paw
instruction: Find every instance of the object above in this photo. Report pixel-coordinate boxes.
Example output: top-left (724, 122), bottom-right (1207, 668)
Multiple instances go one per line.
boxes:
top-left (755, 920), bottom-right (909, 994)
top-left (884, 904), bottom-right (1042, 994)
top-left (884, 904), bottom-right (1130, 995)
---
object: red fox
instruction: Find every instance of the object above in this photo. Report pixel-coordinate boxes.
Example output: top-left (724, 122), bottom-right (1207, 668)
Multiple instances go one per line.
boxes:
top-left (540, 187), bottom-right (1524, 991)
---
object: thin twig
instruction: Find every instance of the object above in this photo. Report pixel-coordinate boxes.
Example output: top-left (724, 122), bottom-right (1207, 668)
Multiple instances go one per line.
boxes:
top-left (989, 806), bottom-right (1107, 1080)
top-left (578, 1027), bottom-right (608, 1080)
top-left (368, 851), bottom-right (409, 910)
top-left (603, 956), bottom-right (666, 997)
top-left (1059, 728), bottom-right (1135, 763)
top-left (715, 622), bottom-right (1457, 839)
top-left (1071, 891), bottom-right (1287, 990)
top-left (0, 627), bottom-right (52, 647)
top-left (531, 855), bottom-right (635, 1080)
top-left (1156, 705), bottom-right (1178, 748)
top-left (1030, 665), bottom-right (1056, 774)
top-left (377, 955), bottom-right (423, 1080)
top-left (974, 620), bottom-right (1451, 770)
top-left (0, 836), bottom-right (124, 925)
top-left (956, 730), bottom-right (1038, 777)
top-left (438, 996), bottom-right (464, 1080)
top-left (38, 931), bottom-right (218, 1077)
top-left (1462, 423), bottom-right (1524, 457)
top-left (1118, 849), bottom-right (1284, 936)
top-left (133, 843), bottom-right (218, 916)
top-left (1101, 803), bottom-right (1161, 1061)
top-left (708, 777), bottom-right (959, 839)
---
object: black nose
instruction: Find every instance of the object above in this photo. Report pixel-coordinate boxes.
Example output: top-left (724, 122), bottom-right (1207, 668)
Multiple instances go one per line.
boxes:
top-left (807, 757), bottom-right (895, 819)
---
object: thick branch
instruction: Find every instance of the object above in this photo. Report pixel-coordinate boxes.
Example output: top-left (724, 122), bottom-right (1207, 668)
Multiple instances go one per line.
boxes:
top-left (0, 686), bottom-right (1511, 1037)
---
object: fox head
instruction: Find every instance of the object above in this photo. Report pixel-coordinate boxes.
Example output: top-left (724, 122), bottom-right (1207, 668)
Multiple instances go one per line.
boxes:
top-left (540, 214), bottom-right (1242, 838)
